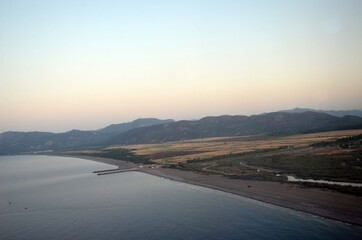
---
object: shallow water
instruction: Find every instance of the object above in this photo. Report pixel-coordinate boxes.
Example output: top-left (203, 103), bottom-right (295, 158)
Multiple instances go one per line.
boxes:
top-left (1, 155), bottom-right (361, 240)
top-left (287, 175), bottom-right (362, 187)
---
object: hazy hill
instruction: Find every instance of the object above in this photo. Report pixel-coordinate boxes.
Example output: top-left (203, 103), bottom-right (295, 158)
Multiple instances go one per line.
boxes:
top-left (0, 130), bottom-right (109, 155)
top-left (0, 118), bottom-right (173, 155)
top-left (99, 118), bottom-right (174, 134)
top-left (280, 108), bottom-right (362, 118)
top-left (107, 112), bottom-right (362, 145)
top-left (1, 112), bottom-right (362, 155)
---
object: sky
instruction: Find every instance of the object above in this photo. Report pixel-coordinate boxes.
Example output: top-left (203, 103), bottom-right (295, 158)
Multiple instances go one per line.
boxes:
top-left (1, 0), bottom-right (361, 133)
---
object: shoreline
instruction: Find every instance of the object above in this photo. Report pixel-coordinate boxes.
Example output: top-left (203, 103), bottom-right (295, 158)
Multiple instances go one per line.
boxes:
top-left (140, 168), bottom-right (362, 226)
top-left (72, 155), bottom-right (362, 226)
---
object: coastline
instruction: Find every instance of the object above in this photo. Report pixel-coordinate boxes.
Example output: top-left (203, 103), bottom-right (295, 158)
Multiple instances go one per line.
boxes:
top-left (75, 155), bottom-right (362, 226)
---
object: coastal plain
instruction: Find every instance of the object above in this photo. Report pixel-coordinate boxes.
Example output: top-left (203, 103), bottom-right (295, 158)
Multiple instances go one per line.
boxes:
top-left (73, 155), bottom-right (362, 226)
top-left (121, 129), bottom-right (362, 164)
top-left (62, 129), bottom-right (362, 226)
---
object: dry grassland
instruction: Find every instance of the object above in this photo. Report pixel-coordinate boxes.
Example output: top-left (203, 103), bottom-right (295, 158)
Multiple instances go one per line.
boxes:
top-left (116, 129), bottom-right (362, 164)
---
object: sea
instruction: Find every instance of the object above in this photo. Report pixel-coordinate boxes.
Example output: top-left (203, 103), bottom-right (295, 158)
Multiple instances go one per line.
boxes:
top-left (0, 155), bottom-right (361, 240)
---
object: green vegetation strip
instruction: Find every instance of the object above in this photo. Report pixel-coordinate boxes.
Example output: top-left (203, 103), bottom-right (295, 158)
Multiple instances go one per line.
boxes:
top-left (71, 148), bottom-right (152, 164)
top-left (170, 142), bottom-right (362, 195)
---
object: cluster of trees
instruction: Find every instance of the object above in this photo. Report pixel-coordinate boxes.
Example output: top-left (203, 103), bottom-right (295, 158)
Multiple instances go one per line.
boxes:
top-left (311, 134), bottom-right (362, 149)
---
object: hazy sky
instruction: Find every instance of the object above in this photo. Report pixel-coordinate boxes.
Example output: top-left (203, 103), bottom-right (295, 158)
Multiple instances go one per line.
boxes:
top-left (1, 0), bottom-right (361, 133)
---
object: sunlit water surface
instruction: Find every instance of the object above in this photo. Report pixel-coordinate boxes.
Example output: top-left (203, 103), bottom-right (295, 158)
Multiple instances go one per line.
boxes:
top-left (1, 155), bottom-right (361, 240)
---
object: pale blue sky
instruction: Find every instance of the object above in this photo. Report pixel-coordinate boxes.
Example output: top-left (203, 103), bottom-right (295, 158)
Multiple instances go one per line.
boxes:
top-left (1, 0), bottom-right (361, 132)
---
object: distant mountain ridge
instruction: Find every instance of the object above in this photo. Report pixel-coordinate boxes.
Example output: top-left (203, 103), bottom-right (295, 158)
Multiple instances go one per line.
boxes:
top-left (280, 108), bottom-right (362, 118)
top-left (0, 118), bottom-right (173, 155)
top-left (99, 118), bottom-right (174, 134)
top-left (1, 111), bottom-right (362, 155)
top-left (107, 112), bottom-right (362, 145)
top-left (0, 130), bottom-right (109, 154)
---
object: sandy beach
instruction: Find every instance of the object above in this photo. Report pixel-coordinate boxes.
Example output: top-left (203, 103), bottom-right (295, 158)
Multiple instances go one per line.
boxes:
top-left (78, 155), bottom-right (362, 226)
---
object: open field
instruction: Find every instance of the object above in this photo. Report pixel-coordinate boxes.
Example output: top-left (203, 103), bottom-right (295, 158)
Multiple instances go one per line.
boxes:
top-left (56, 148), bottom-right (152, 164)
top-left (183, 145), bottom-right (362, 185)
top-left (118, 129), bottom-right (362, 194)
top-left (119, 129), bottom-right (362, 164)
top-left (59, 129), bottom-right (362, 194)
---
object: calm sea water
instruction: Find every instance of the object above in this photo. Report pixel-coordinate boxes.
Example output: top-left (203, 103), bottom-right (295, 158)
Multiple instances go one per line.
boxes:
top-left (0, 155), bottom-right (361, 240)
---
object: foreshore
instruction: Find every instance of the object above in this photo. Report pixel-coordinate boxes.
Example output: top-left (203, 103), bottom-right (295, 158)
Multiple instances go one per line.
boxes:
top-left (76, 155), bottom-right (362, 226)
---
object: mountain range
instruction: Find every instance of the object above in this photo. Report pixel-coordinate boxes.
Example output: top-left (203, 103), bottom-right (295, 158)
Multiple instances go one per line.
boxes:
top-left (98, 118), bottom-right (174, 134)
top-left (1, 109), bottom-right (362, 155)
top-left (0, 118), bottom-right (173, 155)
top-left (280, 108), bottom-right (362, 118)
top-left (107, 112), bottom-right (362, 145)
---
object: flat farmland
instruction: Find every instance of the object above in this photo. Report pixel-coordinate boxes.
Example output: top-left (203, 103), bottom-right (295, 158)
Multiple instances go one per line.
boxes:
top-left (118, 129), bottom-right (362, 164)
